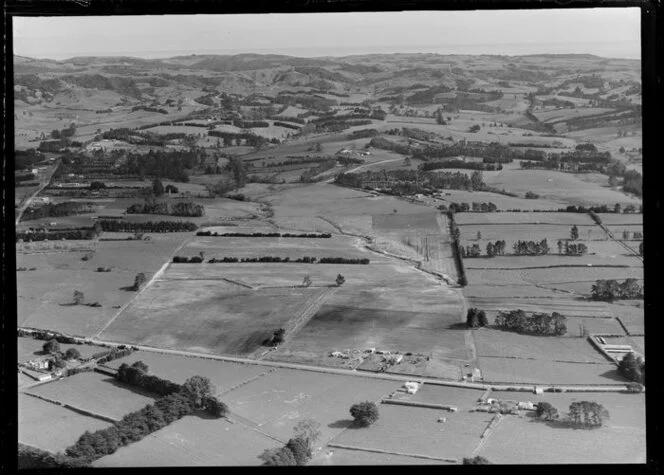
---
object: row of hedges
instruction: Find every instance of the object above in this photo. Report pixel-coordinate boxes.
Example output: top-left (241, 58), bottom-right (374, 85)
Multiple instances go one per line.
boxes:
top-left (447, 211), bottom-right (467, 286)
top-left (17, 228), bottom-right (97, 242)
top-left (18, 444), bottom-right (87, 469)
top-left (126, 201), bottom-right (205, 217)
top-left (175, 256), bottom-right (370, 264)
top-left (196, 231), bottom-right (331, 238)
top-left (98, 220), bottom-right (197, 233)
top-left (21, 201), bottom-right (97, 221)
top-left (94, 347), bottom-right (134, 365)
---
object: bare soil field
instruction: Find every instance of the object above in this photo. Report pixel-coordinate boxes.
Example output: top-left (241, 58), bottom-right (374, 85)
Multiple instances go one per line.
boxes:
top-left (333, 404), bottom-right (491, 460)
top-left (102, 352), bottom-right (270, 395)
top-left (26, 371), bottom-right (157, 420)
top-left (93, 416), bottom-right (281, 467)
top-left (222, 368), bottom-right (400, 443)
top-left (100, 280), bottom-right (324, 355)
top-left (18, 393), bottom-right (113, 454)
top-left (478, 411), bottom-right (645, 464)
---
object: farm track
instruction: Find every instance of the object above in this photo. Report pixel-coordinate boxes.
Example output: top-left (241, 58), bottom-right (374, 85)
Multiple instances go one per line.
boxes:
top-left (596, 221), bottom-right (643, 263)
top-left (92, 234), bottom-right (194, 338)
top-left (15, 160), bottom-right (60, 226)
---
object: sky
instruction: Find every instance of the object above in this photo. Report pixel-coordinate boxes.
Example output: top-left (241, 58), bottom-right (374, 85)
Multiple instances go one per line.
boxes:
top-left (13, 8), bottom-right (641, 60)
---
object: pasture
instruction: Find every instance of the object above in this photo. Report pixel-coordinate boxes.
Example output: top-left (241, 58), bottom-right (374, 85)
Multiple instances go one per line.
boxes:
top-left (455, 212), bottom-right (595, 226)
top-left (18, 336), bottom-right (103, 363)
top-left (311, 447), bottom-right (445, 465)
top-left (478, 410), bottom-right (645, 464)
top-left (102, 351), bottom-right (271, 395)
top-left (18, 393), bottom-right (113, 454)
top-left (477, 357), bottom-right (622, 385)
top-left (93, 416), bottom-right (281, 467)
top-left (100, 279), bottom-right (326, 355)
top-left (26, 371), bottom-right (157, 420)
top-left (221, 367), bottom-right (400, 443)
top-left (332, 404), bottom-right (491, 460)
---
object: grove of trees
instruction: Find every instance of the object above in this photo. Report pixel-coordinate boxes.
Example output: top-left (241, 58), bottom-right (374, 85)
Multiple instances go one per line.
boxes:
top-left (591, 279), bottom-right (643, 301)
top-left (494, 309), bottom-right (567, 336)
top-left (466, 308), bottom-right (488, 328)
top-left (350, 401), bottom-right (379, 427)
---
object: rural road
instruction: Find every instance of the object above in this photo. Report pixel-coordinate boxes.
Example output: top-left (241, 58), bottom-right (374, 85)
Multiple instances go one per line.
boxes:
top-left (322, 157), bottom-right (405, 183)
top-left (15, 160), bottom-right (60, 226)
top-left (84, 337), bottom-right (631, 393)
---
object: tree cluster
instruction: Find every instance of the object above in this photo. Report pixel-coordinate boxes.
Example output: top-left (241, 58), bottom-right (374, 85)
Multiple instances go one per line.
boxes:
top-left (447, 202), bottom-right (498, 213)
top-left (16, 228), bottom-right (97, 242)
top-left (420, 160), bottom-right (502, 172)
top-left (568, 401), bottom-right (610, 427)
top-left (126, 200), bottom-right (205, 217)
top-left (466, 308), bottom-right (488, 328)
top-left (495, 309), bottom-right (567, 336)
top-left (558, 240), bottom-right (588, 255)
top-left (512, 239), bottom-right (550, 256)
top-left (21, 201), bottom-right (97, 222)
top-left (618, 352), bottom-right (645, 385)
top-left (591, 279), bottom-right (643, 301)
top-left (350, 401), bottom-right (379, 427)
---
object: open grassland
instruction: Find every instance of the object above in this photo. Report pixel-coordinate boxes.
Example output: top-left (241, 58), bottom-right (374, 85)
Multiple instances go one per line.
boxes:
top-left (311, 447), bottom-right (446, 465)
top-left (333, 404), bottom-right (491, 461)
top-left (102, 352), bottom-right (269, 395)
top-left (398, 384), bottom-right (485, 411)
top-left (181, 234), bottom-right (384, 262)
top-left (473, 329), bottom-right (609, 363)
top-left (437, 190), bottom-right (564, 210)
top-left (478, 400), bottom-right (645, 464)
top-left (100, 279), bottom-right (325, 355)
top-left (483, 170), bottom-right (640, 206)
top-left (16, 234), bottom-right (188, 336)
top-left (18, 336), bottom-right (104, 363)
top-left (19, 393), bottom-right (113, 454)
top-left (26, 371), bottom-right (157, 420)
top-left (592, 213), bottom-right (642, 226)
top-left (477, 358), bottom-right (622, 385)
top-left (462, 252), bottom-right (642, 269)
top-left (455, 212), bottom-right (595, 226)
top-left (222, 367), bottom-right (400, 443)
top-left (458, 224), bottom-right (600, 242)
top-left (93, 416), bottom-right (281, 467)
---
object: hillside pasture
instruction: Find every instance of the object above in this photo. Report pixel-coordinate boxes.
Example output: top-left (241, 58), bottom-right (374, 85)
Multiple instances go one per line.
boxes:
top-left (26, 371), bottom-right (157, 420)
top-left (93, 416), bottom-right (281, 467)
top-left (484, 170), bottom-right (640, 206)
top-left (19, 393), bottom-right (113, 454)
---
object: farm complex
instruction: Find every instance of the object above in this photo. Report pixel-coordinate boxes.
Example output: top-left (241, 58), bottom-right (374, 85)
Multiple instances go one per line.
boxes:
top-left (12, 16), bottom-right (646, 468)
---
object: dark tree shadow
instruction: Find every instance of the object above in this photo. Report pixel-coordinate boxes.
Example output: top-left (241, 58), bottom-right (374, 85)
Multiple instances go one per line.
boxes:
top-left (542, 419), bottom-right (604, 431)
top-left (599, 369), bottom-right (630, 382)
top-left (448, 322), bottom-right (470, 330)
top-left (101, 376), bottom-right (161, 400)
top-left (328, 419), bottom-right (356, 429)
top-left (59, 302), bottom-right (77, 307)
top-left (119, 286), bottom-right (137, 291)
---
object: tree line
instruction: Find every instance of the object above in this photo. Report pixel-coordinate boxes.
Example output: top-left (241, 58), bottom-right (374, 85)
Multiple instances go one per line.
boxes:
top-left (495, 309), bottom-right (567, 336)
top-left (591, 279), bottom-right (643, 301)
top-left (17, 227), bottom-right (99, 242)
top-left (64, 369), bottom-right (227, 463)
top-left (195, 231), bottom-right (331, 238)
top-left (419, 160), bottom-right (503, 172)
top-left (98, 220), bottom-right (198, 233)
top-left (536, 400), bottom-right (610, 427)
top-left (21, 201), bottom-right (98, 222)
top-left (174, 256), bottom-right (370, 264)
top-left (126, 200), bottom-right (205, 217)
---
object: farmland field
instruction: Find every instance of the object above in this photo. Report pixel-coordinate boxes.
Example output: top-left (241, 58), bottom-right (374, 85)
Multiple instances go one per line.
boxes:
top-left (100, 280), bottom-right (325, 355)
top-left (101, 351), bottom-right (270, 395)
top-left (478, 406), bottom-right (645, 464)
top-left (18, 393), bottom-right (113, 454)
top-left (18, 336), bottom-right (104, 363)
top-left (311, 447), bottom-right (446, 465)
top-left (455, 212), bottom-right (596, 226)
top-left (477, 357), bottom-right (622, 385)
top-left (93, 416), bottom-right (281, 467)
top-left (333, 404), bottom-right (491, 460)
top-left (222, 367), bottom-right (400, 443)
top-left (25, 371), bottom-right (157, 420)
